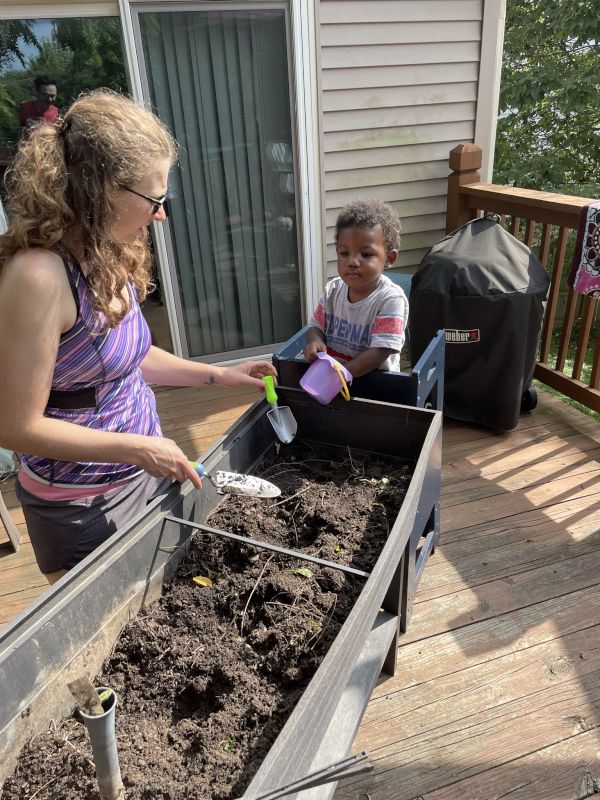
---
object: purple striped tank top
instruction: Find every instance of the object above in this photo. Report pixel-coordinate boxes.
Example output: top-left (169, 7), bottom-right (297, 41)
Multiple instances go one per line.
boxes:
top-left (22, 248), bottom-right (161, 485)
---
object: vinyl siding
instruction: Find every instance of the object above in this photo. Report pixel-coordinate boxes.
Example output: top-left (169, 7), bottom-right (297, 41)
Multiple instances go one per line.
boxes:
top-left (319, 0), bottom-right (484, 279)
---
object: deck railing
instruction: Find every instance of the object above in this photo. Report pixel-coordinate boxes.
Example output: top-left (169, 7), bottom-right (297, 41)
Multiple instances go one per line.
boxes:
top-left (446, 143), bottom-right (599, 414)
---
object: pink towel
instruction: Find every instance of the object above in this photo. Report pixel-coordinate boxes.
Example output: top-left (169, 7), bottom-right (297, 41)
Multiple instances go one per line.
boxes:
top-left (568, 200), bottom-right (600, 298)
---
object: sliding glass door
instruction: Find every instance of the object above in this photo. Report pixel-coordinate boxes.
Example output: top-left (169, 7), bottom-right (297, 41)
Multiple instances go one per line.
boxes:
top-left (135, 5), bottom-right (302, 359)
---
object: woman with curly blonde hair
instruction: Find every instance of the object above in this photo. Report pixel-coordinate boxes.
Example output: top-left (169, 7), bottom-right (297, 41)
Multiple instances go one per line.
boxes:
top-left (0, 90), bottom-right (276, 584)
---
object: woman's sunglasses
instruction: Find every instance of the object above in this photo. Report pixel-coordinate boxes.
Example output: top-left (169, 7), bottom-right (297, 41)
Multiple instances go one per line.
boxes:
top-left (121, 186), bottom-right (169, 216)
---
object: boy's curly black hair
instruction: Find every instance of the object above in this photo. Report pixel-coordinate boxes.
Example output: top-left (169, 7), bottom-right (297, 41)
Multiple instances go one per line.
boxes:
top-left (335, 199), bottom-right (402, 253)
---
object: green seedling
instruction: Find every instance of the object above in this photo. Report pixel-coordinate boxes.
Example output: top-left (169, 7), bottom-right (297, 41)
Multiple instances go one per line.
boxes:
top-left (98, 689), bottom-right (113, 705)
top-left (224, 737), bottom-right (235, 752)
top-left (371, 476), bottom-right (390, 487)
top-left (334, 545), bottom-right (341, 553)
top-left (291, 567), bottom-right (313, 579)
top-left (361, 475), bottom-right (391, 488)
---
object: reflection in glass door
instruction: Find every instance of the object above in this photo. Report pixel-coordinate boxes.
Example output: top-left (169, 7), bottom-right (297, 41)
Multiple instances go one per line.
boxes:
top-left (136, 8), bottom-right (302, 359)
top-left (0, 15), bottom-right (174, 352)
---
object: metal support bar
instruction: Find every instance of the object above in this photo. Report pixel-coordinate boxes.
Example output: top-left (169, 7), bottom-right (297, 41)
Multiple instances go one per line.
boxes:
top-left (235, 750), bottom-right (373, 800)
top-left (164, 515), bottom-right (371, 579)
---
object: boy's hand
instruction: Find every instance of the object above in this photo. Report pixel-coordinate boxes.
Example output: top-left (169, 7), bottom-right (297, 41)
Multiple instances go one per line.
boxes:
top-left (303, 336), bottom-right (327, 362)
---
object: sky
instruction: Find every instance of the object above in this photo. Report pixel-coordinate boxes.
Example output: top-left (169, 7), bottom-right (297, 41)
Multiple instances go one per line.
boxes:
top-left (3, 19), bottom-right (53, 73)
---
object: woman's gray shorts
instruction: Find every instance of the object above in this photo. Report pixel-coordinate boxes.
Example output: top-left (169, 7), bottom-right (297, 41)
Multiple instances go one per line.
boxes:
top-left (16, 473), bottom-right (171, 574)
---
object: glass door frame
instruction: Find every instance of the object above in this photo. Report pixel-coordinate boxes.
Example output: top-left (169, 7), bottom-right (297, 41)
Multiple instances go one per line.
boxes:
top-left (0, 3), bottom-right (120, 19)
top-left (121, 0), bottom-right (322, 361)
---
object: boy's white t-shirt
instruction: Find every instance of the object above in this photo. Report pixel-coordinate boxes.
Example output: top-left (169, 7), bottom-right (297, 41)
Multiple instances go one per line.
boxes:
top-left (308, 274), bottom-right (408, 371)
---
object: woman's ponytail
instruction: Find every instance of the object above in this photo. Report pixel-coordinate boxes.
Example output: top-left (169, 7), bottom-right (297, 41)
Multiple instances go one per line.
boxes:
top-left (0, 123), bottom-right (73, 260)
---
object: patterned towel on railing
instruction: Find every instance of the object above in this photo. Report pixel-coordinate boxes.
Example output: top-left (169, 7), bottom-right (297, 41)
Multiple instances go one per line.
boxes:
top-left (568, 200), bottom-right (600, 297)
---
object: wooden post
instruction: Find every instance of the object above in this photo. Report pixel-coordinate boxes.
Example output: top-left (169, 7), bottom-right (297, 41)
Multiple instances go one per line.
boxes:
top-left (446, 143), bottom-right (482, 233)
top-left (0, 490), bottom-right (21, 552)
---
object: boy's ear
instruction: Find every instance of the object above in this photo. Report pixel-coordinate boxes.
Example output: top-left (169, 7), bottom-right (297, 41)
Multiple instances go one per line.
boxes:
top-left (385, 249), bottom-right (399, 268)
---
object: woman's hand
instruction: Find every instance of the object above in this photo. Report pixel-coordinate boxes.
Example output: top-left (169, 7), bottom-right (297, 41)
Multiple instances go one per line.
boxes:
top-left (131, 435), bottom-right (203, 488)
top-left (217, 360), bottom-right (277, 389)
top-left (141, 347), bottom-right (277, 392)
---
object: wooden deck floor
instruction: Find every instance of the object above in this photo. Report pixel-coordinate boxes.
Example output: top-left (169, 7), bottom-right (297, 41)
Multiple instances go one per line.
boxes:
top-left (335, 390), bottom-right (600, 800)
top-left (1, 386), bottom-right (599, 799)
top-left (0, 383), bottom-right (262, 626)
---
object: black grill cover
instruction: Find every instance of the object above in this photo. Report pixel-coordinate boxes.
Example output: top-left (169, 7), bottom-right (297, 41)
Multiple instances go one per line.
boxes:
top-left (409, 218), bottom-right (550, 430)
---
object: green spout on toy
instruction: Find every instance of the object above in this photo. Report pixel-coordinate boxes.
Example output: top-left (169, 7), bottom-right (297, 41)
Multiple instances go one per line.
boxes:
top-left (263, 375), bottom-right (279, 405)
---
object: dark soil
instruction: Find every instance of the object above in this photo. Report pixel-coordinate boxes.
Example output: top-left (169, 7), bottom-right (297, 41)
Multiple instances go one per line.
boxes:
top-left (2, 442), bottom-right (412, 800)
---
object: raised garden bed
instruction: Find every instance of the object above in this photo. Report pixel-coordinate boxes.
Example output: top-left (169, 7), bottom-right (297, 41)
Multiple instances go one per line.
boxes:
top-left (0, 389), bottom-right (441, 799)
top-left (273, 325), bottom-right (445, 411)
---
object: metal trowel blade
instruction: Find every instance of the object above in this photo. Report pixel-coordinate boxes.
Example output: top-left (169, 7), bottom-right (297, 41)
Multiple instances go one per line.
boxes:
top-left (267, 405), bottom-right (297, 444)
top-left (212, 470), bottom-right (281, 498)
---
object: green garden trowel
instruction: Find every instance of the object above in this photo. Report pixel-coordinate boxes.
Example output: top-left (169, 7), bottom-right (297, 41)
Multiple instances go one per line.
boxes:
top-left (262, 376), bottom-right (297, 444)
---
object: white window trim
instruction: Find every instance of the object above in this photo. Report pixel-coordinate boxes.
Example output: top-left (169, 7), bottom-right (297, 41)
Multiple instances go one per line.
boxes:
top-left (118, 0), bottom-right (185, 356)
top-left (118, 0), bottom-right (322, 358)
top-left (474, 0), bottom-right (507, 182)
top-left (290, 0), bottom-right (322, 319)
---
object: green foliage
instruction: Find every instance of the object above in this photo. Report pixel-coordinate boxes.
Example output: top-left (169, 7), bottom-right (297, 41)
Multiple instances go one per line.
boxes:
top-left (494, 0), bottom-right (600, 196)
top-left (0, 18), bottom-right (128, 148)
top-left (52, 18), bottom-right (129, 104)
top-left (0, 20), bottom-right (38, 70)
top-left (534, 321), bottom-right (600, 422)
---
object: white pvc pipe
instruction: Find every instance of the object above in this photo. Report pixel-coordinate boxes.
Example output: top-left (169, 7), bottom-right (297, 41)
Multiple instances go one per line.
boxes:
top-left (78, 687), bottom-right (124, 800)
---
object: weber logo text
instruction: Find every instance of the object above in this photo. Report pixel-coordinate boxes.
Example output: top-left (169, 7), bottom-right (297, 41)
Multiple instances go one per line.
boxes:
top-left (445, 329), bottom-right (480, 343)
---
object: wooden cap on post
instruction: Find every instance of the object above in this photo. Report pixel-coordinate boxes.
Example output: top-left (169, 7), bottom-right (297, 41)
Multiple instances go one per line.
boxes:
top-left (446, 143), bottom-right (483, 233)
top-left (449, 143), bottom-right (483, 173)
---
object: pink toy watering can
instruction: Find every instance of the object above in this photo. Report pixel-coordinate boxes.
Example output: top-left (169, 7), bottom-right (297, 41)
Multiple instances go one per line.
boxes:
top-left (299, 352), bottom-right (352, 405)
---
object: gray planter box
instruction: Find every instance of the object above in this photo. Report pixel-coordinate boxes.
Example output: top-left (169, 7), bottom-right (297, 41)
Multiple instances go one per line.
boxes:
top-left (0, 390), bottom-right (441, 798)
top-left (273, 325), bottom-right (445, 411)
